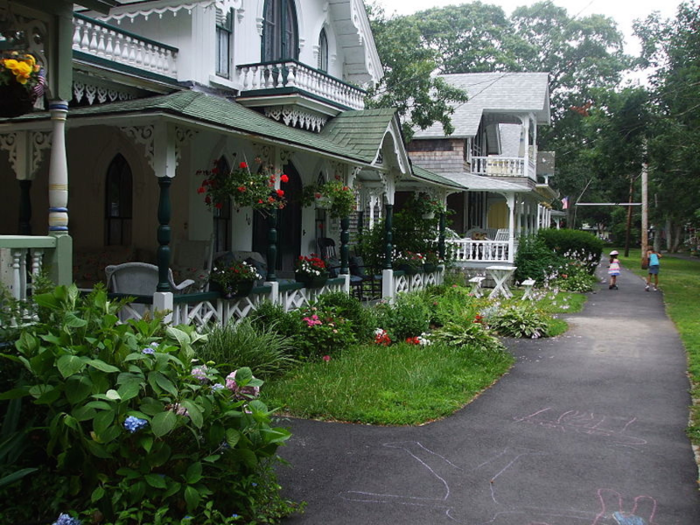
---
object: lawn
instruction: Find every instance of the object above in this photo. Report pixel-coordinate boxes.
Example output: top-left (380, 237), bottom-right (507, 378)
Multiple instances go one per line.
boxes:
top-left (616, 249), bottom-right (700, 445)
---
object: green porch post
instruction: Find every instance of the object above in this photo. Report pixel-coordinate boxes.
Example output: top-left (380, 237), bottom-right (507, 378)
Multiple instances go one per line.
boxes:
top-left (156, 177), bottom-right (172, 292)
top-left (340, 217), bottom-right (350, 274)
top-left (384, 204), bottom-right (393, 270)
top-left (266, 210), bottom-right (278, 282)
top-left (18, 180), bottom-right (32, 235)
top-left (438, 211), bottom-right (446, 260)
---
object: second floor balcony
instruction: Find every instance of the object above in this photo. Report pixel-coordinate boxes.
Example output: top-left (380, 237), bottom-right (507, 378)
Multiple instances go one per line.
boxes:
top-left (471, 146), bottom-right (537, 181)
top-left (236, 60), bottom-right (366, 113)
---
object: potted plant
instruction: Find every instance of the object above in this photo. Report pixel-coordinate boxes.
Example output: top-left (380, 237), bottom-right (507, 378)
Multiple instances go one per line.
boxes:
top-left (197, 157), bottom-right (288, 215)
top-left (394, 251), bottom-right (424, 275)
top-left (295, 254), bottom-right (328, 288)
top-left (302, 178), bottom-right (357, 218)
top-left (423, 251), bottom-right (443, 273)
top-left (210, 260), bottom-right (262, 299)
top-left (413, 192), bottom-right (444, 220)
top-left (0, 52), bottom-right (46, 118)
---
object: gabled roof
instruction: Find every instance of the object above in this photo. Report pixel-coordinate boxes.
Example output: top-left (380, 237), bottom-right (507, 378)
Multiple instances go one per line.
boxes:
top-left (320, 108), bottom-right (398, 162)
top-left (414, 72), bottom-right (551, 139)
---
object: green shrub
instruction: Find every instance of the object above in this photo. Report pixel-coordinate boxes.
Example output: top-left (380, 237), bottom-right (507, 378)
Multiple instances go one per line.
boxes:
top-left (489, 303), bottom-right (551, 339)
top-left (550, 259), bottom-right (598, 292)
top-left (514, 235), bottom-right (563, 284)
top-left (248, 301), bottom-right (300, 339)
top-left (198, 318), bottom-right (298, 378)
top-left (537, 229), bottom-right (604, 274)
top-left (434, 321), bottom-right (506, 354)
top-left (316, 292), bottom-right (377, 342)
top-left (0, 286), bottom-right (298, 524)
top-left (289, 304), bottom-right (357, 359)
top-left (376, 293), bottom-right (431, 341)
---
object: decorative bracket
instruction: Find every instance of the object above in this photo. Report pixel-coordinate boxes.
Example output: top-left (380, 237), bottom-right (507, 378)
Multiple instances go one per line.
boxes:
top-left (175, 126), bottom-right (198, 167)
top-left (120, 125), bottom-right (155, 169)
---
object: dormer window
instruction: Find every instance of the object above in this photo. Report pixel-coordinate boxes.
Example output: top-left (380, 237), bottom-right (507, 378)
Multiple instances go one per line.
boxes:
top-left (216, 8), bottom-right (233, 78)
top-left (318, 29), bottom-right (328, 72)
top-left (262, 0), bottom-right (298, 61)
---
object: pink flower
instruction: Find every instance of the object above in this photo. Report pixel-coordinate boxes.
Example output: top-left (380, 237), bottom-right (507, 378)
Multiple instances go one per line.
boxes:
top-left (322, 355), bottom-right (331, 362)
top-left (303, 314), bottom-right (322, 327)
top-left (225, 370), bottom-right (260, 399)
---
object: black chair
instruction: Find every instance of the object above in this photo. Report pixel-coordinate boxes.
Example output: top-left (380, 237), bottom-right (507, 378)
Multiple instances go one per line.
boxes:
top-left (317, 238), bottom-right (340, 277)
top-left (349, 256), bottom-right (382, 301)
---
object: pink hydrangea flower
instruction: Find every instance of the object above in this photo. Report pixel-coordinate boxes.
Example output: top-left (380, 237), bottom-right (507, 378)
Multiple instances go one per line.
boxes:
top-left (226, 370), bottom-right (260, 399)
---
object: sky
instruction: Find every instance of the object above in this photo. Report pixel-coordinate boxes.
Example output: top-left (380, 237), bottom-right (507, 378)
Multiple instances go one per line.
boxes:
top-left (374, 0), bottom-right (683, 56)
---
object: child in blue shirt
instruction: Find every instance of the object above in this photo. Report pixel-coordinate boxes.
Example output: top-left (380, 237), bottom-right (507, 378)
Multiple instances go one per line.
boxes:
top-left (645, 248), bottom-right (661, 291)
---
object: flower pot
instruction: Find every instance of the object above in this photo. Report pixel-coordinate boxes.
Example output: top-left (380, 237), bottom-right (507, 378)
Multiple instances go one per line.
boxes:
top-left (315, 196), bottom-right (332, 210)
top-left (0, 81), bottom-right (35, 118)
top-left (421, 212), bottom-right (435, 220)
top-left (295, 272), bottom-right (328, 288)
top-left (423, 263), bottom-right (437, 273)
top-left (216, 280), bottom-right (255, 299)
top-left (397, 263), bottom-right (419, 275)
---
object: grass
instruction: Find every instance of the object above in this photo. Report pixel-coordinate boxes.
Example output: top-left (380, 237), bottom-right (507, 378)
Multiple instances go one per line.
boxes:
top-left (261, 290), bottom-right (587, 426)
top-left (616, 248), bottom-right (700, 446)
top-left (262, 341), bottom-right (514, 426)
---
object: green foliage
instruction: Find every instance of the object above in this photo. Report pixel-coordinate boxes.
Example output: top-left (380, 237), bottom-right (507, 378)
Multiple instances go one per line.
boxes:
top-left (290, 305), bottom-right (357, 360)
top-left (551, 260), bottom-right (598, 292)
top-left (537, 229), bottom-right (604, 273)
top-left (197, 319), bottom-right (298, 379)
top-left (489, 304), bottom-right (551, 339)
top-left (0, 285), bottom-right (297, 524)
top-left (434, 321), bottom-right (506, 354)
top-left (375, 293), bottom-right (431, 341)
top-left (248, 301), bottom-right (301, 340)
top-left (514, 235), bottom-right (564, 284)
top-left (316, 292), bottom-right (378, 342)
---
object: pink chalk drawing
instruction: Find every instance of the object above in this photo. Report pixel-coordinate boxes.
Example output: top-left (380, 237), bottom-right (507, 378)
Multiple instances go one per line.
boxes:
top-left (513, 408), bottom-right (647, 446)
top-left (592, 489), bottom-right (657, 525)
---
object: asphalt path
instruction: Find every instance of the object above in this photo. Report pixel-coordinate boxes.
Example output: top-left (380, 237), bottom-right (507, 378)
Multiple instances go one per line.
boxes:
top-left (276, 263), bottom-right (700, 524)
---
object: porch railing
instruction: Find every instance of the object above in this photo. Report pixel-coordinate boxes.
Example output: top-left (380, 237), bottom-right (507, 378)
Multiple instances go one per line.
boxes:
top-left (448, 239), bottom-right (514, 264)
top-left (73, 14), bottom-right (179, 79)
top-left (0, 235), bottom-right (57, 301)
top-left (236, 60), bottom-right (365, 110)
top-left (472, 156), bottom-right (529, 178)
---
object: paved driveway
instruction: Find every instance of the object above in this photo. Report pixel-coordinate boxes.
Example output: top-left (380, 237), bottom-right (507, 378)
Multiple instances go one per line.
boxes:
top-left (277, 264), bottom-right (700, 524)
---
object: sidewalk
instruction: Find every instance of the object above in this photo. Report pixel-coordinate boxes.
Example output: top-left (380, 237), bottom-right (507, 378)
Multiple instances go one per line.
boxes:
top-left (276, 264), bottom-right (700, 524)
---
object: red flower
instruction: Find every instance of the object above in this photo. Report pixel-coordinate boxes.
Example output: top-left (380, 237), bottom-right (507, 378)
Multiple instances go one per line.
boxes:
top-left (197, 186), bottom-right (205, 194)
top-left (280, 174), bottom-right (289, 183)
top-left (238, 186), bottom-right (247, 192)
top-left (314, 192), bottom-right (322, 199)
top-left (211, 167), bottom-right (219, 175)
top-left (205, 196), bottom-right (211, 204)
top-left (276, 189), bottom-right (285, 197)
top-left (239, 162), bottom-right (248, 169)
top-left (215, 202), bottom-right (223, 209)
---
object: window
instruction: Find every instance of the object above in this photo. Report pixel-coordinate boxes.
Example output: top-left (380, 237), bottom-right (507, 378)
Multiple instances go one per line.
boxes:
top-left (105, 154), bottom-right (133, 246)
top-left (318, 29), bottom-right (328, 72)
top-left (216, 8), bottom-right (233, 78)
top-left (262, 0), bottom-right (298, 62)
top-left (213, 157), bottom-right (231, 253)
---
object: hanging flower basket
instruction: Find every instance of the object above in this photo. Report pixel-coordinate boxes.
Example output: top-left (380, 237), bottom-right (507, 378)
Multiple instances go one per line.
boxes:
top-left (302, 178), bottom-right (357, 219)
top-left (421, 212), bottom-right (435, 220)
top-left (295, 254), bottom-right (328, 287)
top-left (314, 196), bottom-right (332, 210)
top-left (209, 260), bottom-right (262, 298)
top-left (0, 53), bottom-right (45, 119)
top-left (222, 280), bottom-right (255, 299)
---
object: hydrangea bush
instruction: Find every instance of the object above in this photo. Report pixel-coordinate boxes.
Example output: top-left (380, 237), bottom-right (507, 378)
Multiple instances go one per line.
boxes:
top-left (0, 285), bottom-right (298, 524)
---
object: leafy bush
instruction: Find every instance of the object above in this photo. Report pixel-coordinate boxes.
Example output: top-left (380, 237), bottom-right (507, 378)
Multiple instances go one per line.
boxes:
top-left (550, 259), bottom-right (598, 292)
top-left (316, 292), bottom-right (377, 342)
top-left (198, 318), bottom-right (298, 378)
top-left (376, 293), bottom-right (431, 340)
top-left (289, 304), bottom-right (357, 359)
top-left (537, 229), bottom-right (604, 274)
top-left (248, 301), bottom-right (300, 339)
top-left (513, 235), bottom-right (564, 284)
top-left (434, 321), bottom-right (506, 354)
top-left (0, 286), bottom-right (298, 524)
top-left (489, 303), bottom-right (551, 339)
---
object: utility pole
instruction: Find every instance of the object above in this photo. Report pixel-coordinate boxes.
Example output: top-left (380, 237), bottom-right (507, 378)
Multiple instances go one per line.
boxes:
top-left (641, 162), bottom-right (648, 258)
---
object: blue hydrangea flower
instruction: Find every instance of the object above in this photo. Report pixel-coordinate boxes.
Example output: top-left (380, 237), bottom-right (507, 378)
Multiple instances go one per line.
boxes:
top-left (123, 416), bottom-right (148, 433)
top-left (211, 383), bottom-right (225, 392)
top-left (52, 514), bottom-right (82, 525)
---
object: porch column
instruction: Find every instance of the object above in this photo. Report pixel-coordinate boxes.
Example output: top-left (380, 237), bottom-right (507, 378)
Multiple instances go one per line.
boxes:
top-left (340, 217), bottom-right (350, 274)
top-left (383, 203), bottom-right (393, 269)
top-left (507, 194), bottom-right (516, 261)
top-left (438, 211), bottom-right (446, 260)
top-left (266, 210), bottom-right (278, 282)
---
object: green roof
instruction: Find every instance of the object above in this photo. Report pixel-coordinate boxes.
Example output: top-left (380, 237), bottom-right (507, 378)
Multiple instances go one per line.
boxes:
top-left (412, 165), bottom-right (467, 190)
top-left (320, 108), bottom-right (399, 162)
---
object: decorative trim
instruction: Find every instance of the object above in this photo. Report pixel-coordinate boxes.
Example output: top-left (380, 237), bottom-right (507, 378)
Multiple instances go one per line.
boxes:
top-left (175, 126), bottom-right (198, 166)
top-left (31, 131), bottom-right (52, 176)
top-left (264, 107), bottom-right (327, 132)
top-left (0, 133), bottom-right (18, 175)
top-left (73, 80), bottom-right (136, 105)
top-left (120, 125), bottom-right (155, 169)
top-left (279, 149), bottom-right (294, 164)
top-left (98, 1), bottom-right (233, 23)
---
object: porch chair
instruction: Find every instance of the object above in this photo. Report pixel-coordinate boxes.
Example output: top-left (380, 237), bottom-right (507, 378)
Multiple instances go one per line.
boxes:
top-left (316, 237), bottom-right (340, 278)
top-left (172, 239), bottom-right (213, 291)
top-left (106, 262), bottom-right (194, 321)
top-left (349, 255), bottom-right (382, 301)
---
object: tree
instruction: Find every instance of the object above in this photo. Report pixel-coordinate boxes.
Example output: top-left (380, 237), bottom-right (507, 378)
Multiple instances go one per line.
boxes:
top-left (365, 4), bottom-right (468, 141)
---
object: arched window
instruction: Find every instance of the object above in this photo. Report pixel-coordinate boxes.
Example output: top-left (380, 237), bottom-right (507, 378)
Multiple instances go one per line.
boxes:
top-left (318, 29), bottom-right (328, 72)
top-left (213, 156), bottom-right (232, 253)
top-left (105, 154), bottom-right (132, 246)
top-left (262, 0), bottom-right (298, 62)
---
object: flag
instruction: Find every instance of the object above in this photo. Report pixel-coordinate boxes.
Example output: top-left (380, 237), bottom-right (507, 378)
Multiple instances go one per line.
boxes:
top-left (562, 196), bottom-right (569, 210)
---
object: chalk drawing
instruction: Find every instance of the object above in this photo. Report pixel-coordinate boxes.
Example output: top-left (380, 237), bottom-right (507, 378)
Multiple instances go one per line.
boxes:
top-left (341, 442), bottom-right (659, 524)
top-left (513, 408), bottom-right (647, 446)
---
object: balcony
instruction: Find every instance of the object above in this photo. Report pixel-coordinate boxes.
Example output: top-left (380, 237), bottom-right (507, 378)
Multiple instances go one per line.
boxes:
top-left (72, 13), bottom-right (178, 80)
top-left (236, 60), bottom-right (366, 112)
top-left (472, 156), bottom-right (529, 178)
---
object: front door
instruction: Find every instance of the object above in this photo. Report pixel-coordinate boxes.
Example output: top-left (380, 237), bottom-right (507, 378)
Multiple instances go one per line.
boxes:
top-left (253, 163), bottom-right (302, 278)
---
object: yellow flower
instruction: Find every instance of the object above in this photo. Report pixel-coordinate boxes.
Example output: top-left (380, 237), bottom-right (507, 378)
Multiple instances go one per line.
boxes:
top-left (13, 61), bottom-right (33, 83)
top-left (3, 58), bottom-right (19, 71)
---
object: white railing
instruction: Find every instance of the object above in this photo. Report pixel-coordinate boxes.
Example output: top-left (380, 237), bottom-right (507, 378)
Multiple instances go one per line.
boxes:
top-left (73, 14), bottom-right (178, 79)
top-left (472, 156), bottom-right (528, 178)
top-left (0, 235), bottom-right (56, 301)
top-left (448, 239), bottom-right (514, 264)
top-left (237, 60), bottom-right (365, 110)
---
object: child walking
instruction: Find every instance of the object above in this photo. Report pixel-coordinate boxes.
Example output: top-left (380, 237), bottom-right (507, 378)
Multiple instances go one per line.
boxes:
top-left (645, 248), bottom-right (661, 291)
top-left (608, 250), bottom-right (621, 290)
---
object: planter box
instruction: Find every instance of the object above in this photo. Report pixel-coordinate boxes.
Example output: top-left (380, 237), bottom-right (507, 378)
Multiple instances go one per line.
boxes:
top-left (295, 272), bottom-right (328, 288)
